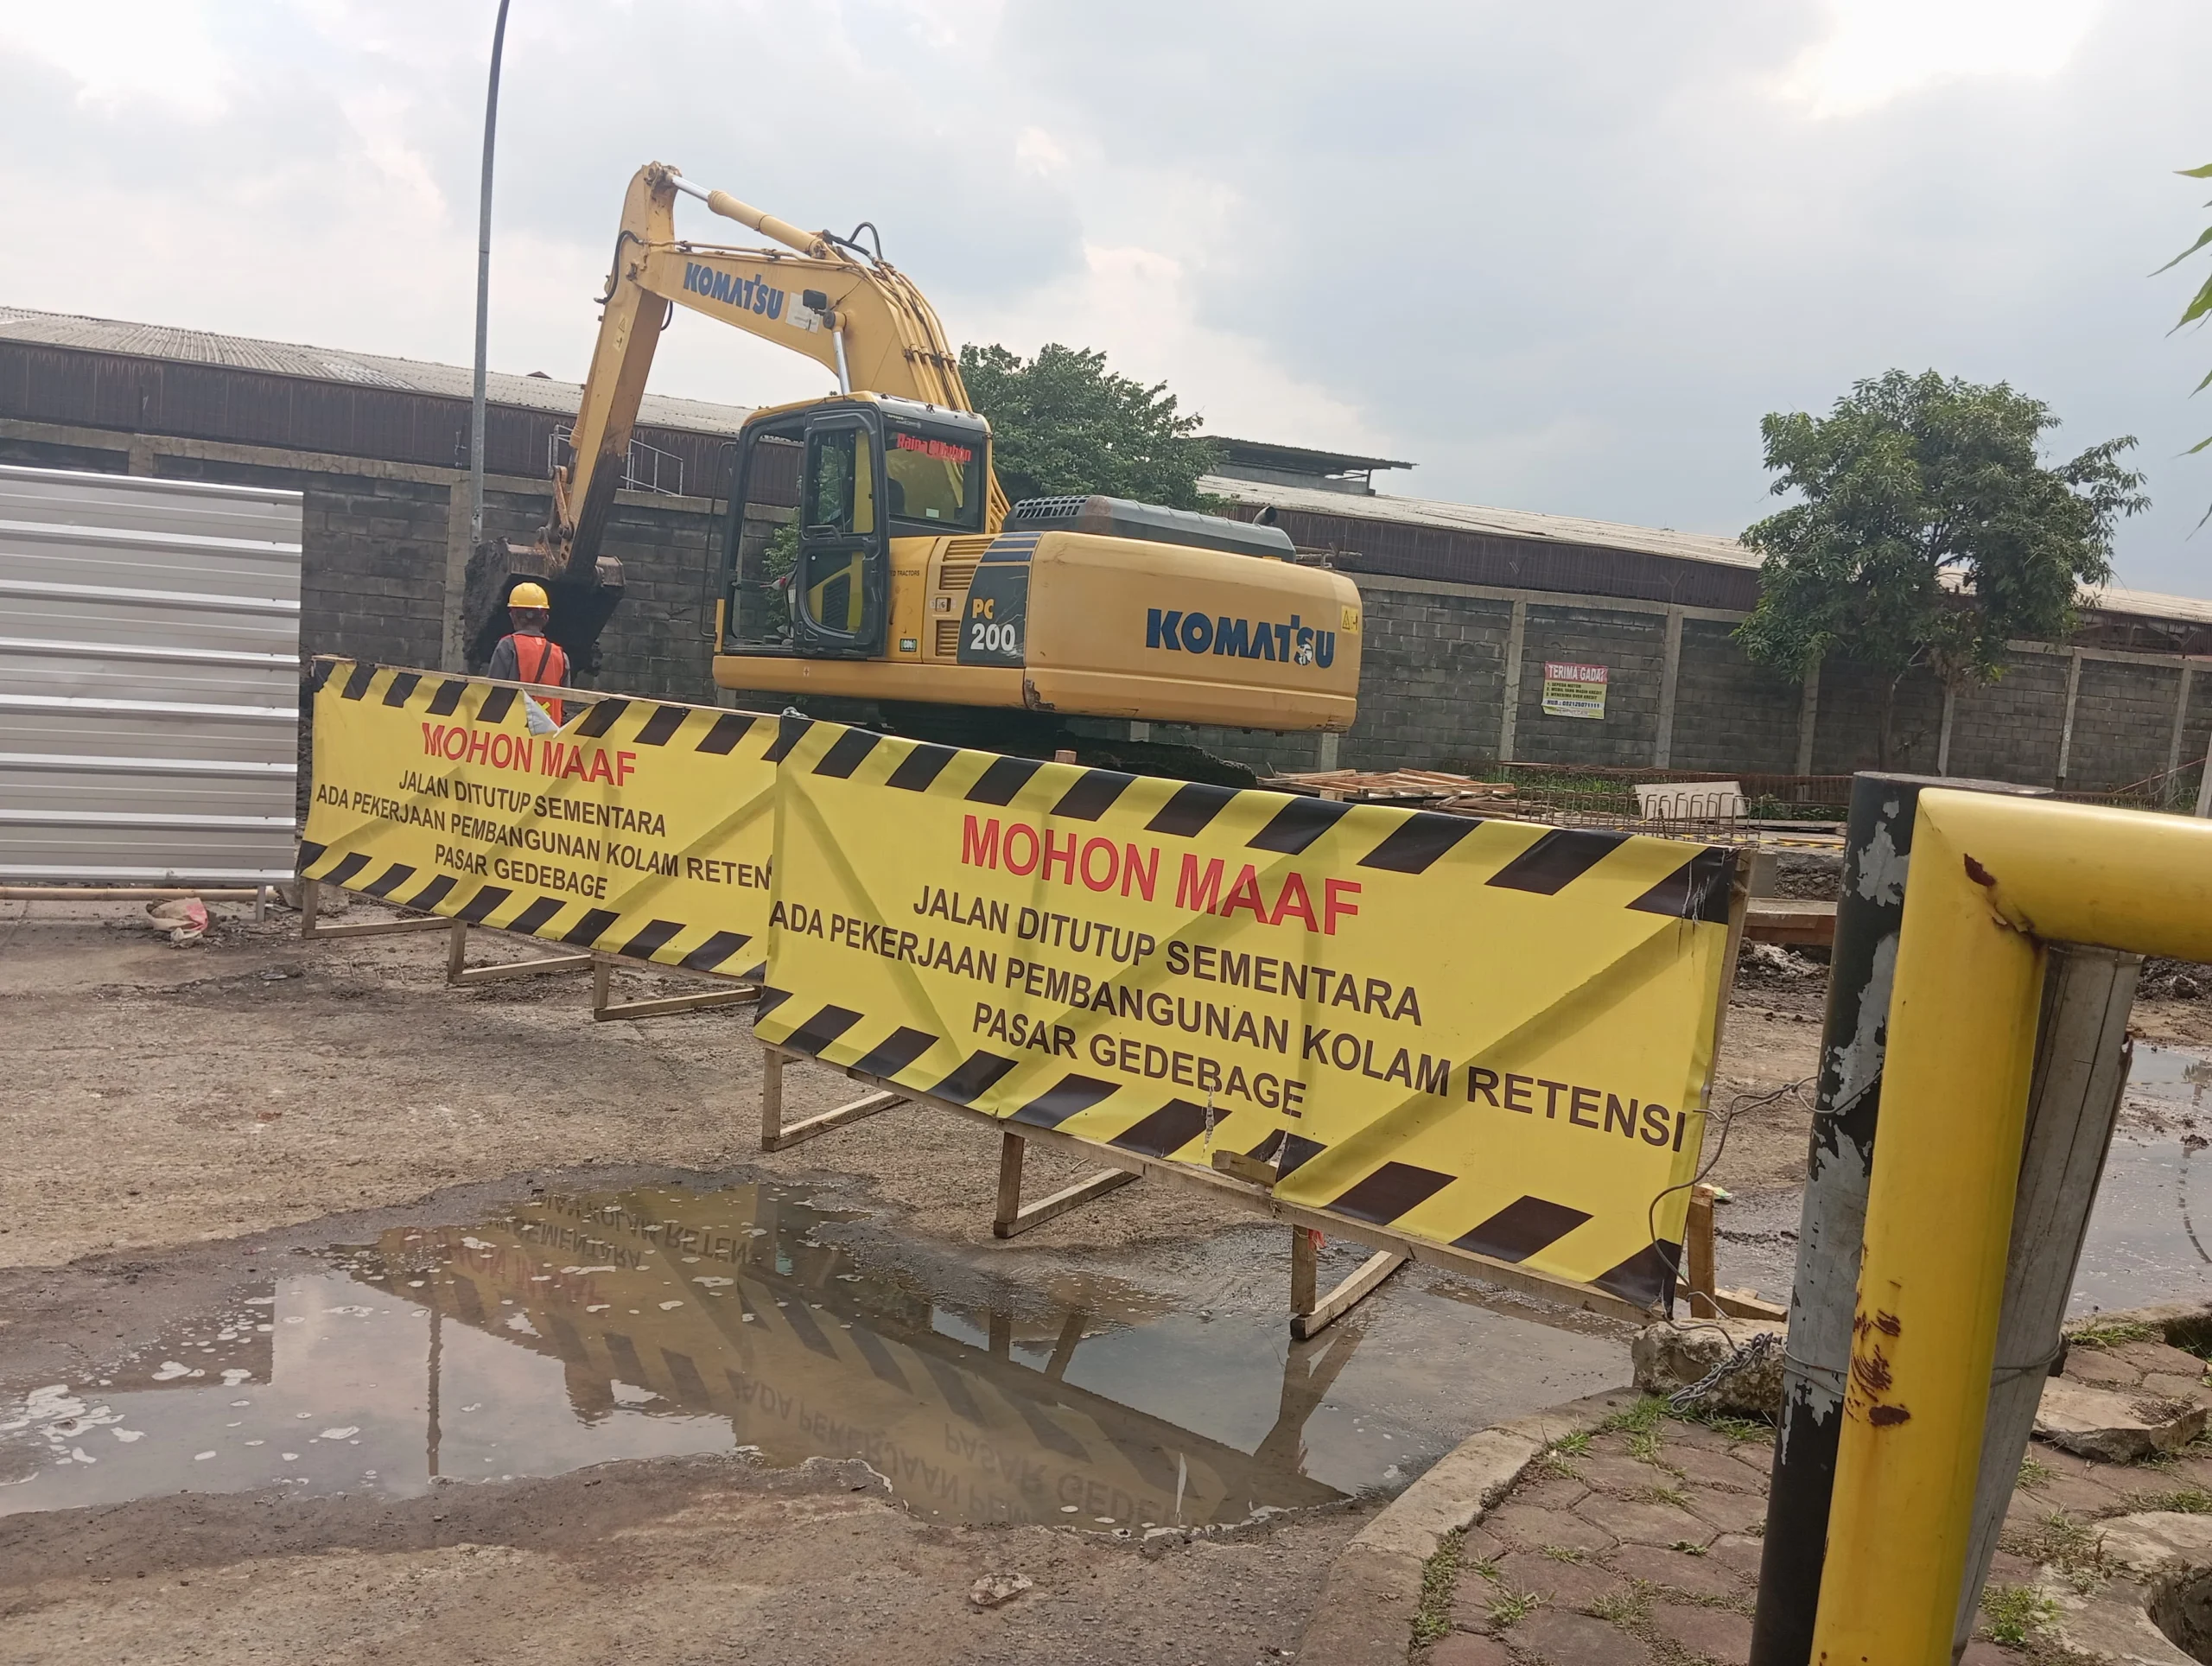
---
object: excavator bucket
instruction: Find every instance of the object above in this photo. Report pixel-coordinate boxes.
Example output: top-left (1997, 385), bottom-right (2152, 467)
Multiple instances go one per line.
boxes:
top-left (461, 542), bottom-right (626, 677)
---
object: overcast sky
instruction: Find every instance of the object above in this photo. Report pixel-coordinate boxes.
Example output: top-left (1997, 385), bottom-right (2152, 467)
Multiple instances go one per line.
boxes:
top-left (3, 1), bottom-right (2209, 592)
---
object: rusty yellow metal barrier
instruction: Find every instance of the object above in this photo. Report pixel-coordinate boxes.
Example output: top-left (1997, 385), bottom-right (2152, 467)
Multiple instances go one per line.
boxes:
top-left (1812, 790), bottom-right (2212, 1663)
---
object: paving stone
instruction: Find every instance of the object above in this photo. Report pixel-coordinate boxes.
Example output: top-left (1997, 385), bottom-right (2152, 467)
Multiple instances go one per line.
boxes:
top-left (1487, 1550), bottom-right (1626, 1611)
top-left (1984, 1548), bottom-right (2040, 1587)
top-left (2113, 1339), bottom-right (2209, 1380)
top-left (1705, 1534), bottom-right (1764, 1576)
top-left (1679, 1484), bottom-right (1768, 1536)
top-left (1577, 1453), bottom-right (1681, 1492)
top-left (2024, 1466), bottom-right (2126, 1516)
top-left (2143, 1370), bottom-right (2212, 1404)
top-left (2062, 1349), bottom-right (2145, 1389)
top-left (1507, 1607), bottom-right (1653, 1666)
top-left (1960, 1642), bottom-right (2027, 1665)
top-left (1607, 1542), bottom-right (1747, 1600)
top-left (1490, 1504), bottom-right (1619, 1554)
top-left (1651, 1422), bottom-right (1743, 1454)
top-left (1429, 1635), bottom-right (1513, 1666)
top-left (1648, 1599), bottom-right (1754, 1664)
top-left (1726, 1442), bottom-right (1774, 1478)
top-left (2147, 1453), bottom-right (2212, 1491)
top-left (1516, 1473), bottom-right (1596, 1510)
top-left (1462, 1525), bottom-right (1510, 1567)
top-left (1667, 1444), bottom-right (1766, 1491)
top-left (1585, 1496), bottom-right (1717, 1548)
top-left (2037, 1379), bottom-right (2208, 1462)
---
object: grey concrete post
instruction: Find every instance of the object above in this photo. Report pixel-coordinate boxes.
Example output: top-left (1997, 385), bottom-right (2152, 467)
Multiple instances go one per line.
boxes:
top-left (1950, 946), bottom-right (2137, 1660)
top-left (1654, 607), bottom-right (1684, 768)
top-left (1497, 599), bottom-right (1528, 764)
top-left (1794, 662), bottom-right (1821, 776)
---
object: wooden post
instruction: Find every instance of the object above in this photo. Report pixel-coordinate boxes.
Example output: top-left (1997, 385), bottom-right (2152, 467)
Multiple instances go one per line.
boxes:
top-left (1291, 1226), bottom-right (1319, 1319)
top-left (995, 1132), bottom-right (1027, 1230)
top-left (1949, 944), bottom-right (2139, 1660)
top-left (991, 1129), bottom-right (1138, 1238)
top-left (1686, 1184), bottom-right (1719, 1318)
top-left (760, 1047), bottom-right (785, 1152)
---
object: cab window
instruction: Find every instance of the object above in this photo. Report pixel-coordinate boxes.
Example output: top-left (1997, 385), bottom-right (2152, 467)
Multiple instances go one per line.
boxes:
top-left (804, 426), bottom-right (874, 537)
top-left (884, 426), bottom-right (983, 532)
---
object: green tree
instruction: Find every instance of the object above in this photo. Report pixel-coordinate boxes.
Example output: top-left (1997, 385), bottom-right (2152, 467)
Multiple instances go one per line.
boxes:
top-left (1736, 371), bottom-right (2147, 767)
top-left (957, 342), bottom-right (1221, 509)
top-left (2155, 161), bottom-right (2212, 523)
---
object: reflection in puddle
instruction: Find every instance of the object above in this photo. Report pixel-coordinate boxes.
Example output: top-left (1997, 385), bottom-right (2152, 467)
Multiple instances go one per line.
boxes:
top-left (6, 1180), bottom-right (1624, 1523)
top-left (2075, 1044), bottom-right (2212, 1314)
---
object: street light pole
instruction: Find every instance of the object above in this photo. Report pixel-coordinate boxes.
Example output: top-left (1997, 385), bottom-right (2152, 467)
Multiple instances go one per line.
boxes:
top-left (469, 0), bottom-right (512, 550)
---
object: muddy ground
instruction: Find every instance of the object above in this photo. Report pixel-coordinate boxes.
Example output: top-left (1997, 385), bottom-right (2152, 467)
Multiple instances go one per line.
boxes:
top-left (6, 897), bottom-right (2196, 1662)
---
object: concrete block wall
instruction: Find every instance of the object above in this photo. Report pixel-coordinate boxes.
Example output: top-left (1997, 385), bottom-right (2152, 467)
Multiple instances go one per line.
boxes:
top-left (1668, 618), bottom-right (1802, 773)
top-left (7, 426), bottom-right (2209, 798)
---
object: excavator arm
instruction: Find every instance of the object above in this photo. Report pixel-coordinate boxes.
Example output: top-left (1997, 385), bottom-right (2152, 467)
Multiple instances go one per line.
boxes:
top-left (465, 162), bottom-right (1007, 671)
top-left (556, 163), bottom-right (1007, 582)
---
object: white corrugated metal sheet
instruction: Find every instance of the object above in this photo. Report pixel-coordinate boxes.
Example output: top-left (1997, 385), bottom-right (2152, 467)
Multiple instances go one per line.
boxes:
top-left (0, 464), bottom-right (302, 883)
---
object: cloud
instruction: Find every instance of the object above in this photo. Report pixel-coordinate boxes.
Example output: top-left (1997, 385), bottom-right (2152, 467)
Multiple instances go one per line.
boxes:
top-left (0, 0), bottom-right (2205, 594)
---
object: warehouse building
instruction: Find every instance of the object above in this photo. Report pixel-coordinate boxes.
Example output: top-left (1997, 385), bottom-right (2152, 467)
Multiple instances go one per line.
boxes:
top-left (3, 304), bottom-right (2206, 794)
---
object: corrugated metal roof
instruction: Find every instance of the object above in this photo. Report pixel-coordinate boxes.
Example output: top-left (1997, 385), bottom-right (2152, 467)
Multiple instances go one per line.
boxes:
top-left (1203, 474), bottom-right (1763, 571)
top-left (0, 307), bottom-right (756, 437)
top-left (0, 462), bottom-right (302, 884)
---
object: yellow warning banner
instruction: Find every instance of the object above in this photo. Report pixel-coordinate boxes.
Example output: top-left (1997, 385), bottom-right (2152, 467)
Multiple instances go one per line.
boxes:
top-left (299, 659), bottom-right (776, 976)
top-left (757, 716), bottom-right (1742, 1310)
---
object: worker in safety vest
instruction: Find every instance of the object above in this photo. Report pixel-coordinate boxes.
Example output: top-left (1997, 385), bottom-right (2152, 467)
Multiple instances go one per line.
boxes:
top-left (488, 581), bottom-right (569, 722)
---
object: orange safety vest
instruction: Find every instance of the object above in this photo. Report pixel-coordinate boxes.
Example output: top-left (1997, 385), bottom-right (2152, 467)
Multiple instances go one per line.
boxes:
top-left (508, 633), bottom-right (568, 723)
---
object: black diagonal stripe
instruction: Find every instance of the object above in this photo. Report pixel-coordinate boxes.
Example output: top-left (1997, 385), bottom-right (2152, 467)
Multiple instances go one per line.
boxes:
top-left (1249, 795), bottom-right (1351, 855)
top-left (560, 907), bottom-right (620, 946)
top-left (426, 678), bottom-right (467, 716)
top-left (678, 931), bottom-right (752, 972)
top-left (381, 671), bottom-right (422, 708)
top-left (406, 874), bottom-right (458, 911)
top-left (1485, 828), bottom-right (1628, 894)
top-left (475, 684), bottom-right (518, 726)
top-left (323, 851), bottom-right (372, 887)
top-left (1325, 1161), bottom-right (1456, 1226)
top-left (620, 919), bottom-right (685, 962)
top-left (852, 1027), bottom-right (939, 1079)
top-left (813, 728), bottom-right (884, 779)
top-left (1451, 1196), bottom-right (1592, 1264)
top-left (1051, 770), bottom-right (1135, 822)
top-left (753, 985), bottom-right (794, 1019)
top-left (361, 862), bottom-right (415, 899)
top-left (296, 840), bottom-right (327, 872)
top-left (917, 1354), bottom-right (988, 1426)
top-left (779, 1300), bottom-right (839, 1359)
top-left (1591, 1239), bottom-right (1681, 1312)
top-left (1359, 811), bottom-right (1479, 874)
top-left (765, 715), bottom-right (813, 763)
top-left (965, 755), bottom-right (1043, 805)
top-left (931, 1051), bottom-right (1018, 1104)
top-left (847, 1326), bottom-right (912, 1394)
top-left (885, 742), bottom-right (957, 792)
top-left (575, 698), bottom-right (629, 739)
top-left (1109, 1098), bottom-right (1229, 1158)
top-left (1278, 1132), bottom-right (1326, 1178)
top-left (340, 661), bottom-right (378, 700)
top-left (1009, 1074), bottom-right (1120, 1131)
top-left (1146, 782), bottom-right (1238, 838)
top-left (694, 712), bottom-right (757, 755)
top-left (1007, 1391), bottom-right (1088, 1460)
top-left (508, 896), bottom-right (565, 936)
top-left (783, 1003), bottom-right (865, 1056)
top-left (634, 703), bottom-right (690, 747)
top-left (455, 885), bottom-right (512, 924)
top-left (1628, 847), bottom-right (1737, 925)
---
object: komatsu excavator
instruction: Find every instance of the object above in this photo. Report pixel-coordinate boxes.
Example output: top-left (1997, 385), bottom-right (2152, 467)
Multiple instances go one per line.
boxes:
top-left (464, 162), bottom-right (1361, 775)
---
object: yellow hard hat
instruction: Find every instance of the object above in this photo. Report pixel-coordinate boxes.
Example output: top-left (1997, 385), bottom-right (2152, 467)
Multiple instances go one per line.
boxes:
top-left (508, 582), bottom-right (551, 610)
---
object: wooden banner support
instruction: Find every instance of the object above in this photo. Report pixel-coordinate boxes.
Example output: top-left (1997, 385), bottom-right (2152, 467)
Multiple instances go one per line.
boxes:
top-left (1681, 1181), bottom-right (1787, 1322)
top-left (445, 917), bottom-right (594, 986)
top-left (758, 1046), bottom-right (906, 1153)
top-left (590, 957), bottom-right (760, 1022)
top-left (1291, 1228), bottom-right (1408, 1340)
top-left (993, 1131), bottom-right (1138, 1239)
top-left (298, 878), bottom-right (449, 940)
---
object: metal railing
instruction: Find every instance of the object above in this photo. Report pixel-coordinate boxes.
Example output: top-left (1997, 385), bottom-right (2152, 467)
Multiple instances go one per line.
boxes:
top-left (546, 427), bottom-right (684, 496)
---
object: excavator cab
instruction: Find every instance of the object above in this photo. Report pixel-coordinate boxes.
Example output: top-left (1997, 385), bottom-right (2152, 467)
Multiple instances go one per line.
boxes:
top-left (722, 393), bottom-right (989, 663)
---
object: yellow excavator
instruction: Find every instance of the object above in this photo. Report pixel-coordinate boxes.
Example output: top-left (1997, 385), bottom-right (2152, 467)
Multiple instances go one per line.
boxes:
top-left (464, 162), bottom-right (1361, 777)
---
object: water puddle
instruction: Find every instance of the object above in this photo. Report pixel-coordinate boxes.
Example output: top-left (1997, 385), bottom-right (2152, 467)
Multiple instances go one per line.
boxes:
top-left (2075, 1042), bottom-right (2212, 1313)
top-left (0, 1180), bottom-right (1623, 1525)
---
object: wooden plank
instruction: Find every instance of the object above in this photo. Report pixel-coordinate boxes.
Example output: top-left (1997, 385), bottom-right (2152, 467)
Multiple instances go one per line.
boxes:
top-left (1292, 1249), bottom-right (1408, 1340)
top-left (1745, 897), bottom-right (1837, 948)
top-left (760, 1088), bottom-right (903, 1154)
top-left (995, 1167), bottom-right (1138, 1240)
top-left (1290, 1226), bottom-right (1319, 1316)
top-left (1685, 1183), bottom-right (1719, 1318)
top-left (299, 880), bottom-right (449, 940)
top-left (590, 957), bottom-right (758, 1021)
